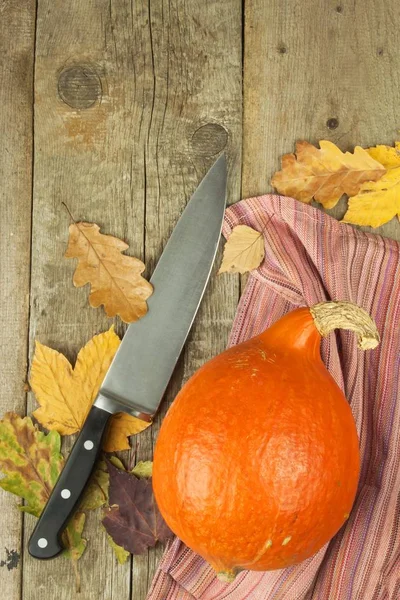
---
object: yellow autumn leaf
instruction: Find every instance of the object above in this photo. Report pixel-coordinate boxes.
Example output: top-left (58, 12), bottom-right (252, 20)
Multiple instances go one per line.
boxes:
top-left (343, 142), bottom-right (400, 227)
top-left (367, 142), bottom-right (400, 168)
top-left (103, 413), bottom-right (147, 453)
top-left (271, 140), bottom-right (386, 209)
top-left (65, 222), bottom-right (153, 324)
top-left (30, 327), bottom-right (150, 451)
top-left (219, 225), bottom-right (265, 274)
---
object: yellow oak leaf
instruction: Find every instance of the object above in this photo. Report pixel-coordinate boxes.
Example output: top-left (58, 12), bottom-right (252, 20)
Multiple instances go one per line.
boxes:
top-left (271, 140), bottom-right (386, 209)
top-left (65, 222), bottom-right (153, 324)
top-left (367, 142), bottom-right (400, 168)
top-left (30, 327), bottom-right (150, 451)
top-left (219, 225), bottom-right (265, 274)
top-left (343, 142), bottom-right (400, 228)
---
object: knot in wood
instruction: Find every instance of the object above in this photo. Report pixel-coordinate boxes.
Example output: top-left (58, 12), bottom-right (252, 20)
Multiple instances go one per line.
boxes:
top-left (326, 117), bottom-right (339, 130)
top-left (58, 65), bottom-right (102, 109)
top-left (191, 123), bottom-right (228, 156)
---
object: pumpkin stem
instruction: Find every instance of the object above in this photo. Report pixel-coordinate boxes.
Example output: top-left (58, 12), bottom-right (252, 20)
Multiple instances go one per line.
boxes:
top-left (310, 301), bottom-right (380, 350)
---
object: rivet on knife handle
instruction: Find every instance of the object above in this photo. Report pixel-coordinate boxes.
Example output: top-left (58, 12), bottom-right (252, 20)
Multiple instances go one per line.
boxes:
top-left (28, 405), bottom-right (111, 559)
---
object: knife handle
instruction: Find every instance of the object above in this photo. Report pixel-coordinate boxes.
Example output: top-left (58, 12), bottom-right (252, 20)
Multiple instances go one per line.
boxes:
top-left (28, 405), bottom-right (111, 559)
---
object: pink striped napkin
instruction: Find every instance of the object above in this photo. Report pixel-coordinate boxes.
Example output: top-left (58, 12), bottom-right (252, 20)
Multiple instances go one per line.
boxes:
top-left (147, 195), bottom-right (400, 600)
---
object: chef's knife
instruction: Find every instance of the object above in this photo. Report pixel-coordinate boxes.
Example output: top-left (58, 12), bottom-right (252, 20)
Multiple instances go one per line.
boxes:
top-left (28, 154), bottom-right (227, 559)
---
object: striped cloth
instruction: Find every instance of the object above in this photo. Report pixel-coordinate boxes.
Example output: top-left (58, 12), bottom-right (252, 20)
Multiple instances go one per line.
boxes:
top-left (147, 195), bottom-right (400, 600)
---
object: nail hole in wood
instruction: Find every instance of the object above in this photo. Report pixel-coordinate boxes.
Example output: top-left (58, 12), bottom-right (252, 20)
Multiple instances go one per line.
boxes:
top-left (377, 48), bottom-right (384, 56)
top-left (58, 65), bottom-right (102, 109)
top-left (191, 123), bottom-right (228, 156)
top-left (278, 45), bottom-right (287, 54)
top-left (326, 118), bottom-right (339, 130)
top-left (336, 5), bottom-right (343, 13)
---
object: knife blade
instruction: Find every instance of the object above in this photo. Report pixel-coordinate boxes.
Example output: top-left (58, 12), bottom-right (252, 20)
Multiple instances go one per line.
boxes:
top-left (28, 153), bottom-right (227, 559)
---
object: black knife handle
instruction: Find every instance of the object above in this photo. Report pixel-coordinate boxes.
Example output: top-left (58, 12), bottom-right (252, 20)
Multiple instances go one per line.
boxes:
top-left (28, 405), bottom-right (111, 559)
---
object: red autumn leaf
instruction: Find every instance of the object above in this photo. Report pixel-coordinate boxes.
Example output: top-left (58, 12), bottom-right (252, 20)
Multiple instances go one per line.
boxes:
top-left (102, 460), bottom-right (173, 554)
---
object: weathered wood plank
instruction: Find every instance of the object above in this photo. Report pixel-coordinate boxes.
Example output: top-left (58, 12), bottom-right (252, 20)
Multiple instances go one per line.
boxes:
top-left (243, 0), bottom-right (400, 241)
top-left (0, 1), bottom-right (36, 597)
top-left (128, 0), bottom-right (242, 597)
top-left (23, 1), bottom-right (139, 598)
top-left (23, 0), bottom-right (242, 599)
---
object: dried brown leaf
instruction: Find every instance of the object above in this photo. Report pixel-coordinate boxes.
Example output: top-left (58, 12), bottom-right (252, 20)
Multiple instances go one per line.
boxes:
top-left (65, 222), bottom-right (153, 323)
top-left (271, 140), bottom-right (386, 209)
top-left (219, 225), bottom-right (264, 274)
top-left (343, 142), bottom-right (400, 227)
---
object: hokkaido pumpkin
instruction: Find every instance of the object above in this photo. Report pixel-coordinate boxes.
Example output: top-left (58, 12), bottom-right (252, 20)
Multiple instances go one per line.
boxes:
top-left (153, 301), bottom-right (379, 581)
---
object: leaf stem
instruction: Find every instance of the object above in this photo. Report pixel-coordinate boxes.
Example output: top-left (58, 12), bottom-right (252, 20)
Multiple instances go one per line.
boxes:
top-left (61, 202), bottom-right (78, 224)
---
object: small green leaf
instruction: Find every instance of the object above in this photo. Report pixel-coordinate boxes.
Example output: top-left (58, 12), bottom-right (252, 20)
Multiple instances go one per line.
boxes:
top-left (131, 461), bottom-right (152, 478)
top-left (109, 456), bottom-right (126, 470)
top-left (106, 533), bottom-right (130, 564)
top-left (80, 461), bottom-right (109, 510)
top-left (62, 512), bottom-right (87, 561)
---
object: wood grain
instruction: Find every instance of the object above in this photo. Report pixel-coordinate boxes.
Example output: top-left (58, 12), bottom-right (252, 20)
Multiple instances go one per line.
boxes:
top-left (243, 0), bottom-right (400, 241)
top-left (20, 0), bottom-right (241, 599)
top-left (23, 1), bottom-right (139, 598)
top-left (8, 0), bottom-right (400, 597)
top-left (125, 0), bottom-right (242, 596)
top-left (0, 1), bottom-right (36, 597)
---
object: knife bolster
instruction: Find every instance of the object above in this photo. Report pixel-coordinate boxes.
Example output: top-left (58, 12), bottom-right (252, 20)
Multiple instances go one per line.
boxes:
top-left (94, 392), bottom-right (153, 422)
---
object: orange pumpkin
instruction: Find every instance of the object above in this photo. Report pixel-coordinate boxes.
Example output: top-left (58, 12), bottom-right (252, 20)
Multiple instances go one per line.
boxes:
top-left (153, 302), bottom-right (379, 581)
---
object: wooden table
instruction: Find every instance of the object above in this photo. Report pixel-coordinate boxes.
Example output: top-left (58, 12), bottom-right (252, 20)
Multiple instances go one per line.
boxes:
top-left (1, 1), bottom-right (399, 598)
